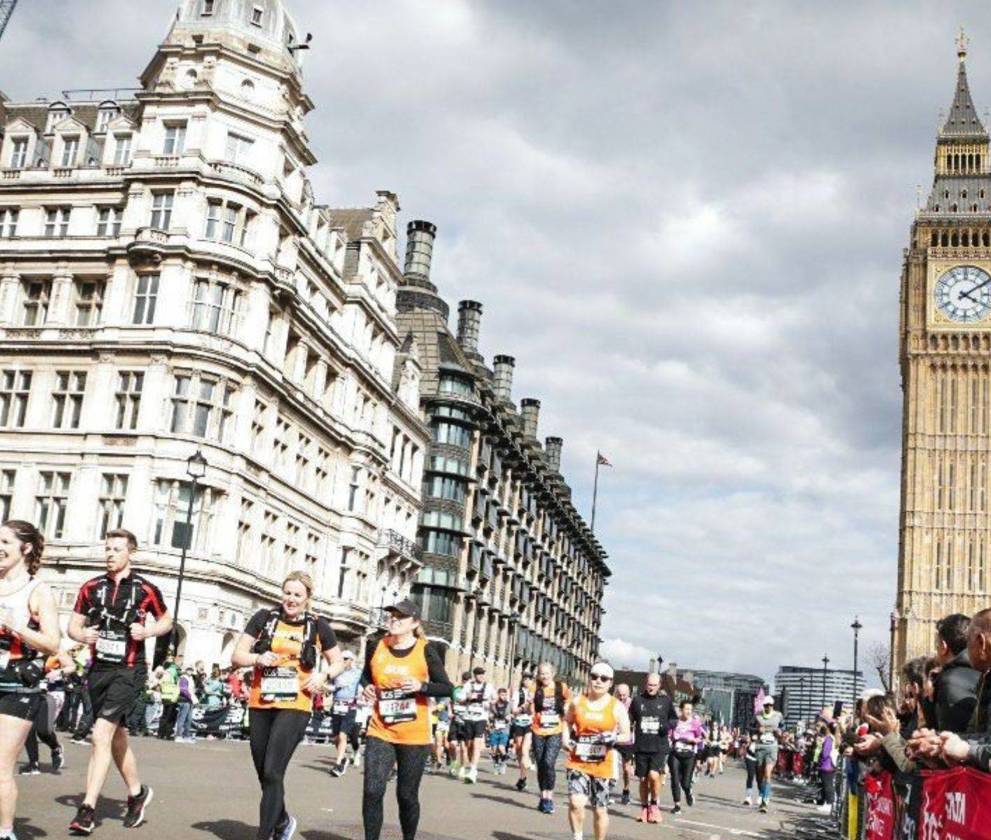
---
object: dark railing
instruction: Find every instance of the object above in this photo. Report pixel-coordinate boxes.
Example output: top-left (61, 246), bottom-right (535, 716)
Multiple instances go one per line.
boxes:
top-left (384, 529), bottom-right (422, 561)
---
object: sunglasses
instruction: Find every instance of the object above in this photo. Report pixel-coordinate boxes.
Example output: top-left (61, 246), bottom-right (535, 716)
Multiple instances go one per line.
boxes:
top-left (590, 673), bottom-right (613, 682)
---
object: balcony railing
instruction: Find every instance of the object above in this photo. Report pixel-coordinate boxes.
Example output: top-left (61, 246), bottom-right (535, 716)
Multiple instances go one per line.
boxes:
top-left (382, 529), bottom-right (422, 562)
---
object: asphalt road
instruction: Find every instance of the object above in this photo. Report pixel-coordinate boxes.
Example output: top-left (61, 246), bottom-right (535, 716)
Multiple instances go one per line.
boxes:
top-left (11, 737), bottom-right (838, 839)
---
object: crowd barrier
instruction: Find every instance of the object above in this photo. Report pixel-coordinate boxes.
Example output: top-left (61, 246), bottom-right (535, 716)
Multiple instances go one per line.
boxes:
top-left (187, 705), bottom-right (334, 740)
top-left (858, 767), bottom-right (991, 840)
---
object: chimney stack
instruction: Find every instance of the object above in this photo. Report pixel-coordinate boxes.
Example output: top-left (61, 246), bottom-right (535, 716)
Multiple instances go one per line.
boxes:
top-left (492, 355), bottom-right (515, 402)
top-left (520, 398), bottom-right (540, 439)
top-left (457, 300), bottom-right (483, 358)
top-left (403, 220), bottom-right (436, 288)
top-left (545, 436), bottom-right (563, 472)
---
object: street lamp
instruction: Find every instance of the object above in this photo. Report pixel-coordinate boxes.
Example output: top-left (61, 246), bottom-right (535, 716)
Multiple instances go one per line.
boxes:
top-left (851, 616), bottom-right (863, 709)
top-left (170, 450), bottom-right (207, 655)
top-left (821, 653), bottom-right (830, 710)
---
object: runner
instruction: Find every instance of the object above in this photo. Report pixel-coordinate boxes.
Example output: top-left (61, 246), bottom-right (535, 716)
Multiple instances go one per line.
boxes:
top-left (68, 529), bottom-right (171, 835)
top-left (719, 724), bottom-right (732, 773)
top-left (530, 661), bottom-right (571, 814)
top-left (510, 673), bottom-right (533, 791)
top-left (231, 570), bottom-right (344, 840)
top-left (629, 671), bottom-right (676, 824)
top-left (704, 720), bottom-right (721, 777)
top-left (360, 598), bottom-right (452, 840)
top-left (447, 675), bottom-right (470, 778)
top-left (742, 722), bottom-right (760, 806)
top-left (329, 650), bottom-right (362, 777)
top-left (460, 666), bottom-right (495, 784)
top-left (20, 650), bottom-right (73, 774)
top-left (613, 682), bottom-right (635, 804)
top-left (0, 520), bottom-right (60, 840)
top-left (489, 687), bottom-right (511, 775)
top-left (668, 700), bottom-right (702, 814)
top-left (430, 697), bottom-right (450, 771)
top-left (752, 697), bottom-right (784, 813)
top-left (564, 661), bottom-right (630, 840)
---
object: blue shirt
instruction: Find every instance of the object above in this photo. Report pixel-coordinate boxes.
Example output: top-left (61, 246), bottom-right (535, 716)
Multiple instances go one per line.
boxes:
top-left (332, 666), bottom-right (362, 702)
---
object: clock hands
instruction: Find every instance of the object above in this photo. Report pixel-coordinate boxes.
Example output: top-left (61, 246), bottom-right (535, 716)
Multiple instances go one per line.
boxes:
top-left (958, 276), bottom-right (991, 303)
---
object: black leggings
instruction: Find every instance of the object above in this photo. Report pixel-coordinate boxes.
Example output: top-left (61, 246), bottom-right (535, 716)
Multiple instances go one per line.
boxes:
top-left (745, 755), bottom-right (758, 791)
top-left (820, 769), bottom-right (836, 805)
top-left (531, 733), bottom-right (562, 793)
top-left (362, 736), bottom-right (430, 840)
top-left (26, 694), bottom-right (59, 765)
top-left (248, 708), bottom-right (309, 840)
top-left (668, 751), bottom-right (696, 803)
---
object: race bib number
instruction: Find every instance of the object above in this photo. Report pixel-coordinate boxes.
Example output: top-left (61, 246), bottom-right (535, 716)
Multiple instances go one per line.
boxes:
top-left (674, 741), bottom-right (695, 755)
top-left (494, 720), bottom-right (508, 731)
top-left (332, 702), bottom-right (353, 716)
top-left (452, 703), bottom-right (466, 720)
top-left (760, 733), bottom-right (777, 744)
top-left (512, 715), bottom-right (532, 728)
top-left (259, 667), bottom-right (299, 701)
top-left (465, 703), bottom-right (487, 722)
top-left (639, 716), bottom-right (660, 735)
top-left (96, 630), bottom-right (127, 663)
top-left (539, 712), bottom-right (560, 728)
top-left (378, 689), bottom-right (417, 724)
top-left (575, 734), bottom-right (608, 763)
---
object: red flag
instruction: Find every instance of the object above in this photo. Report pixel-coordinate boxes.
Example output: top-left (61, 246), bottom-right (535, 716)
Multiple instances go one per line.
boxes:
top-left (597, 452), bottom-right (613, 467)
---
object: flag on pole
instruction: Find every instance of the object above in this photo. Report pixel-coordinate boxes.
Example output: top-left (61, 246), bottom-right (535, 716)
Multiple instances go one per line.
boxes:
top-left (597, 452), bottom-right (613, 467)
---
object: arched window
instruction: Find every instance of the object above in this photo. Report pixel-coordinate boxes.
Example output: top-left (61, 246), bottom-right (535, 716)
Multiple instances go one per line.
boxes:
top-left (962, 232), bottom-right (970, 246)
top-left (952, 232), bottom-right (960, 246)
top-left (941, 232), bottom-right (949, 247)
top-left (952, 203), bottom-right (959, 213)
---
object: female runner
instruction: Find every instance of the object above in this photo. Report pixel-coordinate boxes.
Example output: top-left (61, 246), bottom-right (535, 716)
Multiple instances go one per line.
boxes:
top-left (232, 571), bottom-right (343, 840)
top-left (0, 520), bottom-right (61, 840)
top-left (361, 598), bottom-right (452, 840)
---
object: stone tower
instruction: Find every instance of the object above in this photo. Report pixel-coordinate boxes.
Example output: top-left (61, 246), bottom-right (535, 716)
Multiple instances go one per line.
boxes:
top-left (894, 32), bottom-right (991, 668)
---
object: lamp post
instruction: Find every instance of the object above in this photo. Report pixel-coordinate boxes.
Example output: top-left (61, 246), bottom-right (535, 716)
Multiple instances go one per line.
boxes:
top-left (821, 653), bottom-right (830, 710)
top-left (799, 676), bottom-right (808, 725)
top-left (851, 616), bottom-right (863, 709)
top-left (170, 450), bottom-right (207, 656)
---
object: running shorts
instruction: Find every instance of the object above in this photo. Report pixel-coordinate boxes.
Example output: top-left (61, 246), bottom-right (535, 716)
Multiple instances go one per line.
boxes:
top-left (509, 724), bottom-right (530, 740)
top-left (89, 666), bottom-right (145, 725)
top-left (755, 743), bottom-right (778, 765)
top-left (464, 720), bottom-right (486, 740)
top-left (331, 709), bottom-right (357, 737)
top-left (489, 729), bottom-right (510, 749)
top-left (449, 722), bottom-right (466, 742)
top-left (616, 743), bottom-right (636, 762)
top-left (567, 769), bottom-right (612, 808)
top-left (634, 749), bottom-right (669, 777)
top-left (0, 690), bottom-right (41, 721)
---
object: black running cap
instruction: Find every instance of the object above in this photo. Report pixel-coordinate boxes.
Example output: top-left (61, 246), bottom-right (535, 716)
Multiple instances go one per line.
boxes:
top-left (385, 598), bottom-right (421, 620)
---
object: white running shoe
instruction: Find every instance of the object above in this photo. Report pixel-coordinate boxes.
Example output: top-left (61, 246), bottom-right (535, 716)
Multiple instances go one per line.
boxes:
top-left (742, 796), bottom-right (752, 806)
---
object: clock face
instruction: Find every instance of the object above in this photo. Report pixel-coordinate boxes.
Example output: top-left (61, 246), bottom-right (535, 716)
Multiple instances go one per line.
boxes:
top-left (934, 265), bottom-right (991, 323)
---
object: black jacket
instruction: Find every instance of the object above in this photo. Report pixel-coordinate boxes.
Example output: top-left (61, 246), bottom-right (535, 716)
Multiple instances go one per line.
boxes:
top-left (934, 648), bottom-right (980, 734)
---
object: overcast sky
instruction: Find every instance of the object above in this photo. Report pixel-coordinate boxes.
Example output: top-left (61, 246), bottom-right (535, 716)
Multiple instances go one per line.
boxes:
top-left (2, 1), bottom-right (985, 685)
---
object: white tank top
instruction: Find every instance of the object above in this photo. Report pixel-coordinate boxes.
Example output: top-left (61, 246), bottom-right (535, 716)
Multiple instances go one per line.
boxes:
top-left (0, 576), bottom-right (41, 651)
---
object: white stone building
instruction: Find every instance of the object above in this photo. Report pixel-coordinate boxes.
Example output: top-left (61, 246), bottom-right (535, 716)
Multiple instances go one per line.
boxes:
top-left (0, 0), bottom-right (428, 664)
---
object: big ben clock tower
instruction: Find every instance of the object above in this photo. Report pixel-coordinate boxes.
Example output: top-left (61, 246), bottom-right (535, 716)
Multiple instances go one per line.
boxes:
top-left (895, 31), bottom-right (991, 668)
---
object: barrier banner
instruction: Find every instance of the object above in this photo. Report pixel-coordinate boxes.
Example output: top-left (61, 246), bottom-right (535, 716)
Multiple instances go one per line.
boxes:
top-left (776, 751), bottom-right (788, 775)
top-left (863, 771), bottom-right (896, 840)
top-left (793, 752), bottom-right (805, 776)
top-left (846, 792), bottom-right (859, 840)
top-left (894, 773), bottom-right (923, 840)
top-left (305, 711), bottom-right (335, 741)
top-left (192, 704), bottom-right (245, 737)
top-left (918, 767), bottom-right (991, 840)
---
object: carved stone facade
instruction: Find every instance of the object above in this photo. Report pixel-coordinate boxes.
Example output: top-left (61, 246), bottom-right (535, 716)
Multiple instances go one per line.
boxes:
top-left (895, 38), bottom-right (991, 667)
top-left (396, 222), bottom-right (610, 690)
top-left (0, 0), bottom-right (428, 664)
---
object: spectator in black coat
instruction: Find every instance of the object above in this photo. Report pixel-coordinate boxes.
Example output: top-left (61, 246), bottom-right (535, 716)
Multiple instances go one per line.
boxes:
top-left (933, 613), bottom-right (980, 733)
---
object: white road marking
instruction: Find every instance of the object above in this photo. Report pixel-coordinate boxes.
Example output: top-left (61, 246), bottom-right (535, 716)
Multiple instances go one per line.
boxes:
top-left (675, 817), bottom-right (764, 837)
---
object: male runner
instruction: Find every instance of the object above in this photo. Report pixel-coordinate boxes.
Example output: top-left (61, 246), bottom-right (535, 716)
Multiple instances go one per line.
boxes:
top-left (489, 687), bottom-right (512, 775)
top-left (629, 671), bottom-right (676, 823)
top-left (461, 665), bottom-right (496, 783)
top-left (613, 683), bottom-right (635, 804)
top-left (753, 697), bottom-right (784, 813)
top-left (329, 650), bottom-right (362, 777)
top-left (448, 672), bottom-right (470, 778)
top-left (68, 530), bottom-right (172, 834)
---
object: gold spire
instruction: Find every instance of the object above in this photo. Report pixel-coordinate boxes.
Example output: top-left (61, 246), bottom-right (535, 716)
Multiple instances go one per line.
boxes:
top-left (957, 27), bottom-right (969, 63)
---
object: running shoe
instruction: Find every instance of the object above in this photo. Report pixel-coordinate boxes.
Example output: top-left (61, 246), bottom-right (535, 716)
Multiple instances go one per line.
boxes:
top-left (123, 785), bottom-right (153, 829)
top-left (742, 796), bottom-right (752, 806)
top-left (449, 761), bottom-right (460, 778)
top-left (69, 805), bottom-right (95, 835)
top-left (329, 761), bottom-right (347, 778)
top-left (276, 814), bottom-right (298, 840)
top-left (515, 777), bottom-right (526, 792)
top-left (17, 763), bottom-right (40, 776)
top-left (686, 790), bottom-right (695, 807)
top-left (52, 746), bottom-right (65, 771)
top-left (648, 804), bottom-right (662, 824)
top-left (464, 766), bottom-right (477, 784)
top-left (638, 806), bottom-right (649, 822)
top-left (352, 751), bottom-right (361, 769)
top-left (546, 799), bottom-right (555, 814)
top-left (621, 789), bottom-right (630, 805)
top-left (759, 800), bottom-right (768, 814)
top-left (816, 803), bottom-right (831, 814)
top-left (672, 804), bottom-right (682, 815)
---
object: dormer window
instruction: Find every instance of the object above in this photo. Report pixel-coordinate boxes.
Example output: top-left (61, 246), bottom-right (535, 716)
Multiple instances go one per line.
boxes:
top-left (201, 0), bottom-right (214, 15)
top-left (250, 6), bottom-right (263, 26)
top-left (95, 105), bottom-right (118, 134)
top-left (45, 107), bottom-right (71, 134)
top-left (60, 136), bottom-right (79, 168)
top-left (9, 138), bottom-right (28, 170)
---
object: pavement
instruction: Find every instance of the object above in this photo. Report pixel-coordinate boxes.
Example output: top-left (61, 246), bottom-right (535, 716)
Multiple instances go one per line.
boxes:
top-left (10, 737), bottom-right (840, 839)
